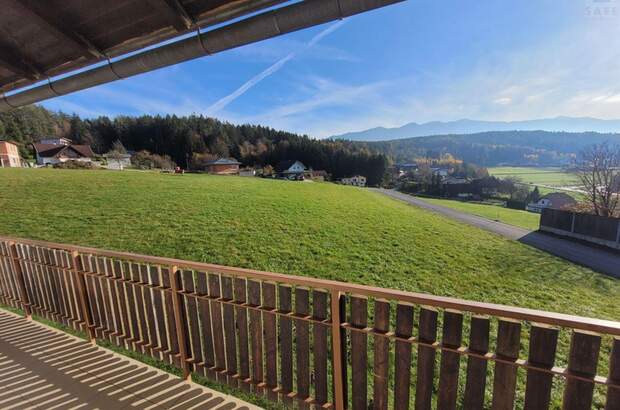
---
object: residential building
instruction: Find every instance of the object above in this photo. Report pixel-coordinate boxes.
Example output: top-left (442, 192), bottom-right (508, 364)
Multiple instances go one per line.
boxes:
top-left (526, 192), bottom-right (577, 213)
top-left (0, 141), bottom-right (22, 168)
top-left (105, 154), bottom-right (132, 170)
top-left (205, 158), bottom-right (241, 175)
top-left (39, 137), bottom-right (73, 146)
top-left (239, 168), bottom-right (256, 177)
top-left (341, 175), bottom-right (367, 187)
top-left (32, 142), bottom-right (95, 166)
top-left (306, 170), bottom-right (328, 181)
top-left (275, 160), bottom-right (306, 177)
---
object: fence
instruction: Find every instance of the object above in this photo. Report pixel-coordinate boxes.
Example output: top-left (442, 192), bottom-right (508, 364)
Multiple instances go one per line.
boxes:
top-left (0, 235), bottom-right (619, 409)
top-left (540, 208), bottom-right (620, 250)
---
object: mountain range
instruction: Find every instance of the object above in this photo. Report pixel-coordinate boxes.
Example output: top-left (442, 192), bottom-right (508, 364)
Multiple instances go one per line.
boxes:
top-left (332, 117), bottom-right (620, 141)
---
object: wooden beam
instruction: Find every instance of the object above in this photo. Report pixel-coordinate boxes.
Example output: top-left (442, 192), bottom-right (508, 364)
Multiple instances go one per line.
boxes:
top-left (147, 0), bottom-right (194, 31)
top-left (0, 45), bottom-right (41, 80)
top-left (6, 0), bottom-right (104, 59)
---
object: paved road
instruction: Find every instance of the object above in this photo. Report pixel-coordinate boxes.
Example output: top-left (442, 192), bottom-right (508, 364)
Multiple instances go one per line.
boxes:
top-left (373, 188), bottom-right (620, 278)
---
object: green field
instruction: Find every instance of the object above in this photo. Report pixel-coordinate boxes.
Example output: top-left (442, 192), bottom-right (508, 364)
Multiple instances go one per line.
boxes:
top-left (0, 168), bottom-right (617, 321)
top-left (488, 166), bottom-right (581, 187)
top-left (416, 197), bottom-right (541, 230)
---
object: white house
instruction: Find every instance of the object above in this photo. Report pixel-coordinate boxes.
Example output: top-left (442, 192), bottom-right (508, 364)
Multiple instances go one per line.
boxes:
top-left (526, 192), bottom-right (576, 213)
top-left (105, 154), bottom-right (132, 170)
top-left (276, 160), bottom-right (306, 177)
top-left (341, 175), bottom-right (367, 187)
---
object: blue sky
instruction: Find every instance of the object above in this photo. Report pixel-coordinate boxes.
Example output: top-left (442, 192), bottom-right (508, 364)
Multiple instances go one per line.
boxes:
top-left (41, 0), bottom-right (620, 138)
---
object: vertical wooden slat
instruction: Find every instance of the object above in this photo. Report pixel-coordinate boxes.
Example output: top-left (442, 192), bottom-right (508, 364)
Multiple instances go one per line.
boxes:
top-left (350, 295), bottom-right (368, 410)
top-left (71, 251), bottom-right (96, 344)
top-left (330, 290), bottom-right (346, 410)
top-left (124, 262), bottom-right (141, 351)
top-left (182, 270), bottom-right (201, 369)
top-left (605, 336), bottom-right (620, 410)
top-left (280, 284), bottom-right (293, 398)
top-left (162, 267), bottom-right (180, 365)
top-left (437, 309), bottom-right (464, 410)
top-left (262, 281), bottom-right (277, 396)
top-left (169, 265), bottom-right (191, 380)
top-left (524, 323), bottom-right (559, 410)
top-left (313, 290), bottom-right (329, 407)
top-left (221, 275), bottom-right (238, 383)
top-left (140, 265), bottom-right (157, 355)
top-left (491, 318), bottom-right (521, 410)
top-left (9, 242), bottom-right (32, 318)
top-left (296, 287), bottom-right (311, 403)
top-left (150, 266), bottom-right (167, 357)
top-left (463, 315), bottom-right (490, 410)
top-left (105, 258), bottom-right (121, 345)
top-left (196, 272), bottom-right (214, 373)
top-left (373, 299), bottom-right (390, 410)
top-left (209, 273), bottom-right (226, 375)
top-left (248, 279), bottom-right (263, 388)
top-left (131, 263), bottom-right (147, 352)
top-left (562, 330), bottom-right (601, 410)
top-left (235, 278), bottom-right (250, 385)
top-left (96, 258), bottom-right (113, 341)
top-left (606, 337), bottom-right (620, 410)
top-left (415, 306), bottom-right (438, 410)
top-left (394, 302), bottom-right (414, 410)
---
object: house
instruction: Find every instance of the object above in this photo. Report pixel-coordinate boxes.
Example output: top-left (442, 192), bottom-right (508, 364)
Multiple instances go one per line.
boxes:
top-left (32, 139), bottom-right (95, 166)
top-left (204, 158), bottom-right (241, 175)
top-left (341, 175), bottom-right (367, 187)
top-left (39, 137), bottom-right (73, 146)
top-left (239, 168), bottom-right (256, 177)
top-left (431, 167), bottom-right (450, 177)
top-left (0, 141), bottom-right (22, 167)
top-left (105, 153), bottom-right (132, 170)
top-left (306, 170), bottom-right (328, 182)
top-left (526, 192), bottom-right (577, 213)
top-left (276, 160), bottom-right (306, 178)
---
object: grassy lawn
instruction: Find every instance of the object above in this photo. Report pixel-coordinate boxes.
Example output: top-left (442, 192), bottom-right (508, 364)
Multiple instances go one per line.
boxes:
top-left (488, 166), bottom-right (580, 186)
top-left (415, 196), bottom-right (541, 230)
top-left (0, 168), bottom-right (618, 322)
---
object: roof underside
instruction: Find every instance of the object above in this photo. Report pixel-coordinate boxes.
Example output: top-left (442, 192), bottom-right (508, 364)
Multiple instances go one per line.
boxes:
top-left (0, 0), bottom-right (286, 93)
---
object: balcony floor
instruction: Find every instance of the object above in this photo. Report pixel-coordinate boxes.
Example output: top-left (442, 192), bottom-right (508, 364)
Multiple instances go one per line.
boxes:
top-left (0, 310), bottom-right (259, 410)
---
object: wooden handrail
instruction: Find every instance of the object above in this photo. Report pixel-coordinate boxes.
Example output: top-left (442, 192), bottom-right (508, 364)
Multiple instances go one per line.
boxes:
top-left (2, 234), bottom-right (618, 336)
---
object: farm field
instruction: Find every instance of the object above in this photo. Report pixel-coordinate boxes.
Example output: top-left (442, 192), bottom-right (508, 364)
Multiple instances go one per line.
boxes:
top-left (0, 168), bottom-right (617, 321)
top-left (416, 196), bottom-right (541, 230)
top-left (487, 166), bottom-right (580, 186)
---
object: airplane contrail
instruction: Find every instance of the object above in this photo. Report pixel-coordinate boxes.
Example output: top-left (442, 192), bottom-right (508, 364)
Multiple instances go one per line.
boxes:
top-left (206, 20), bottom-right (346, 115)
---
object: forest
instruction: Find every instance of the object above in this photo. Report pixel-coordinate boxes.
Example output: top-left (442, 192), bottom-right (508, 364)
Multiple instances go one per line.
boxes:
top-left (365, 130), bottom-right (620, 166)
top-left (0, 105), bottom-right (388, 185)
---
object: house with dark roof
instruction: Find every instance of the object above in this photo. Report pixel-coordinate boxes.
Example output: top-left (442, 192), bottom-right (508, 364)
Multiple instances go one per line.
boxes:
top-left (204, 158), bottom-right (241, 175)
top-left (526, 192), bottom-right (577, 213)
top-left (32, 139), bottom-right (95, 166)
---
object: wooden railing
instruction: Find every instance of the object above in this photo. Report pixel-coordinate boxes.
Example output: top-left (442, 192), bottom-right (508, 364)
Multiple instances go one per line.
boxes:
top-left (0, 235), bottom-right (619, 409)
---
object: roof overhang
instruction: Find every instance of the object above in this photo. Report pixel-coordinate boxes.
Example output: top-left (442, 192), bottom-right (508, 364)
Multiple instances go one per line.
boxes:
top-left (0, 0), bottom-right (404, 112)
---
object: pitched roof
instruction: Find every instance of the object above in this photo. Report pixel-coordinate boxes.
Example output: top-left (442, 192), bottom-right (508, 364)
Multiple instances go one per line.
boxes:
top-left (205, 158), bottom-right (240, 166)
top-left (33, 143), bottom-right (94, 158)
top-left (275, 160), bottom-right (305, 172)
top-left (540, 192), bottom-right (577, 207)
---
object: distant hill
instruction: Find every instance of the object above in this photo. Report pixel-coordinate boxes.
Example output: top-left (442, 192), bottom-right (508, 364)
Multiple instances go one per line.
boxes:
top-left (333, 117), bottom-right (620, 141)
top-left (366, 130), bottom-right (620, 166)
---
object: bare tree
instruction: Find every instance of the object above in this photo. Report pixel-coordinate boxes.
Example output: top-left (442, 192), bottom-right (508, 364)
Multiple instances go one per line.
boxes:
top-left (106, 140), bottom-right (128, 170)
top-left (575, 142), bottom-right (620, 217)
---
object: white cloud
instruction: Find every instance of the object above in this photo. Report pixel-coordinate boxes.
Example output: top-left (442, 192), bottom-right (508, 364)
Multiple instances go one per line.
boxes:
top-left (206, 21), bottom-right (347, 116)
